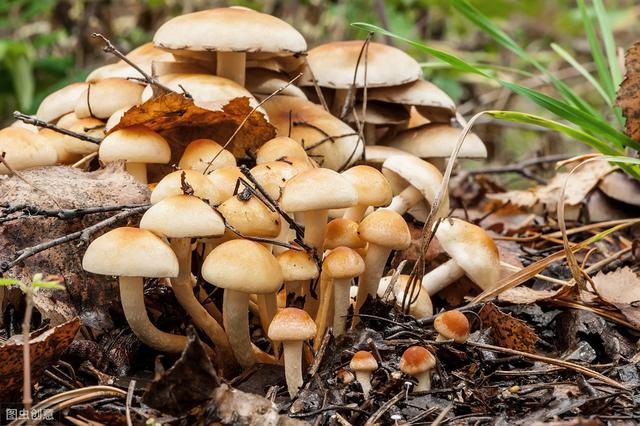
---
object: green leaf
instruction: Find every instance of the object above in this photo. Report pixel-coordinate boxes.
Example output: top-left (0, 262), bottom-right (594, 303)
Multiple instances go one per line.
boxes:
top-left (0, 278), bottom-right (19, 286)
top-left (32, 281), bottom-right (64, 290)
top-left (592, 0), bottom-right (622, 89)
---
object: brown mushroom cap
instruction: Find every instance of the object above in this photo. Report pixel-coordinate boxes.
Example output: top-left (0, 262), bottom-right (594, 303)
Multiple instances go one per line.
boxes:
top-left (140, 195), bottom-right (225, 238)
top-left (384, 124), bottom-right (487, 159)
top-left (277, 250), bottom-right (319, 282)
top-left (435, 218), bottom-right (500, 291)
top-left (268, 307), bottom-right (317, 341)
top-left (341, 165), bottom-right (393, 208)
top-left (0, 128), bottom-right (58, 174)
top-left (83, 227), bottom-right (179, 278)
top-left (36, 82), bottom-right (88, 123)
top-left (323, 247), bottom-right (365, 279)
top-left (99, 126), bottom-right (171, 164)
top-left (357, 209), bottom-right (411, 250)
top-left (434, 310), bottom-right (470, 343)
top-left (217, 195), bottom-right (281, 238)
top-left (300, 41), bottom-right (421, 89)
top-left (324, 218), bottom-right (366, 249)
top-left (349, 350), bottom-right (378, 371)
top-left (179, 139), bottom-right (236, 173)
top-left (400, 346), bottom-right (436, 375)
top-left (281, 168), bottom-right (358, 212)
top-left (202, 239), bottom-right (283, 294)
top-left (151, 170), bottom-right (225, 205)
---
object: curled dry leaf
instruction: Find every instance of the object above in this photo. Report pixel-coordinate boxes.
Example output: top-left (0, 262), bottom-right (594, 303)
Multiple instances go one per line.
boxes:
top-left (617, 41), bottom-right (640, 141)
top-left (499, 286), bottom-right (563, 304)
top-left (112, 92), bottom-right (276, 159)
top-left (0, 317), bottom-right (80, 400)
top-left (592, 267), bottom-right (640, 328)
top-left (478, 302), bottom-right (537, 353)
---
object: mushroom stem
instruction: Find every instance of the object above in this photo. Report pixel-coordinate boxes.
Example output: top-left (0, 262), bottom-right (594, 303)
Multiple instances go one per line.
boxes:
top-left (125, 162), bottom-right (148, 184)
top-left (303, 209), bottom-right (329, 252)
top-left (387, 186), bottom-right (423, 215)
top-left (257, 292), bottom-right (278, 335)
top-left (282, 340), bottom-right (305, 398)
top-left (332, 278), bottom-right (351, 337)
top-left (343, 204), bottom-right (368, 222)
top-left (364, 123), bottom-right (376, 145)
top-left (354, 370), bottom-right (372, 397)
top-left (314, 273), bottom-right (333, 349)
top-left (331, 89), bottom-right (349, 117)
top-left (169, 238), bottom-right (237, 371)
top-left (223, 289), bottom-right (256, 369)
top-left (414, 371), bottom-right (432, 392)
top-left (216, 51), bottom-right (246, 86)
top-left (119, 276), bottom-right (187, 352)
top-left (421, 258), bottom-right (465, 296)
top-left (354, 244), bottom-right (392, 317)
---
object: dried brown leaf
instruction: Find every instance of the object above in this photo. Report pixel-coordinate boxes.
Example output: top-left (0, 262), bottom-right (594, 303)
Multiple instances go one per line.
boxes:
top-left (617, 41), bottom-right (640, 141)
top-left (592, 267), bottom-right (640, 327)
top-left (478, 303), bottom-right (537, 353)
top-left (498, 286), bottom-right (563, 304)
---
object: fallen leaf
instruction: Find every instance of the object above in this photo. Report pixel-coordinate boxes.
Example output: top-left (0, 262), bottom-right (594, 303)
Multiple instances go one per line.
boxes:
top-left (113, 92), bottom-right (275, 159)
top-left (499, 286), bottom-right (563, 304)
top-left (592, 267), bottom-right (640, 327)
top-left (478, 303), bottom-right (537, 353)
top-left (617, 41), bottom-right (640, 141)
top-left (0, 317), bottom-right (80, 400)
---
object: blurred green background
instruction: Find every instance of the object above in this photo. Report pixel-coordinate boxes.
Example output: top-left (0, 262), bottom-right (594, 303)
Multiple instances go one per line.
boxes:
top-left (1, 0), bottom-right (639, 184)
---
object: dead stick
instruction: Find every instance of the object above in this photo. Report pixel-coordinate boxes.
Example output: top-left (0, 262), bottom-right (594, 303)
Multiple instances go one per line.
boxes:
top-left (13, 111), bottom-right (102, 144)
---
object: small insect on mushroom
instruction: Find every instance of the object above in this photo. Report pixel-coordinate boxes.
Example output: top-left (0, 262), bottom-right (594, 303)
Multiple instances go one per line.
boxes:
top-left (433, 309), bottom-right (470, 343)
top-left (349, 350), bottom-right (378, 398)
top-left (399, 346), bottom-right (436, 392)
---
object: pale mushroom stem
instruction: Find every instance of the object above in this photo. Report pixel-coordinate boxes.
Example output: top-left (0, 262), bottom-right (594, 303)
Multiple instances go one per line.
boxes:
top-left (333, 278), bottom-right (352, 337)
top-left (303, 209), bottom-right (329, 252)
top-left (354, 371), bottom-right (372, 397)
top-left (343, 204), bottom-right (368, 222)
top-left (421, 258), bottom-right (465, 296)
top-left (282, 340), bottom-right (304, 398)
top-left (273, 214), bottom-right (295, 256)
top-left (169, 238), bottom-right (237, 370)
top-left (331, 89), bottom-right (349, 117)
top-left (125, 163), bottom-right (148, 184)
top-left (257, 293), bottom-right (278, 337)
top-left (364, 123), bottom-right (377, 145)
top-left (119, 276), bottom-right (188, 352)
top-left (223, 289), bottom-right (256, 369)
top-left (217, 52), bottom-right (246, 86)
top-left (354, 245), bottom-right (392, 318)
top-left (414, 372), bottom-right (432, 392)
top-left (314, 273), bottom-right (333, 349)
top-left (387, 186), bottom-right (423, 215)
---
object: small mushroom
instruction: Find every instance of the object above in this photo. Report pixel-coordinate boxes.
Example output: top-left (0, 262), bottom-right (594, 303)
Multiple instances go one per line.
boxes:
top-left (255, 136), bottom-right (310, 165)
top-left (433, 310), bottom-right (470, 343)
top-left (349, 351), bottom-right (378, 398)
top-left (267, 307), bottom-right (317, 398)
top-left (277, 249), bottom-right (319, 299)
top-left (324, 218), bottom-right (366, 250)
top-left (341, 165), bottom-right (393, 222)
top-left (179, 139), bottom-right (236, 173)
top-left (0, 128), bottom-right (58, 174)
top-left (400, 346), bottom-right (436, 392)
top-left (377, 275), bottom-right (433, 319)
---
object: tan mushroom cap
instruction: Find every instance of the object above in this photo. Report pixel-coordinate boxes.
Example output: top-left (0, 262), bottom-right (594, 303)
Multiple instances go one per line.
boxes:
top-left (246, 68), bottom-right (308, 99)
top-left (151, 170), bottom-right (225, 205)
top-left (83, 227), bottom-right (179, 278)
top-left (281, 168), bottom-right (358, 212)
top-left (56, 112), bottom-right (82, 129)
top-left (99, 126), bottom-right (170, 165)
top-left (104, 107), bottom-right (130, 133)
top-left (36, 82), bottom-right (88, 123)
top-left (368, 79), bottom-right (456, 122)
top-left (382, 155), bottom-right (449, 218)
top-left (140, 73), bottom-right (260, 109)
top-left (217, 195), bottom-right (281, 238)
top-left (598, 170), bottom-right (640, 206)
top-left (400, 346), bottom-right (436, 375)
top-left (434, 310), bottom-right (470, 343)
top-left (0, 128), bottom-right (58, 174)
top-left (377, 275), bottom-right (433, 319)
top-left (324, 218), bottom-right (366, 249)
top-left (277, 250), bottom-right (319, 282)
top-left (202, 239), bottom-right (283, 294)
top-left (357, 209), bottom-right (411, 250)
top-left (384, 124), bottom-right (487, 159)
top-left (86, 43), bottom-right (174, 82)
top-left (206, 166), bottom-right (246, 200)
top-left (179, 139), bottom-right (236, 173)
top-left (256, 136), bottom-right (308, 164)
top-left (75, 78), bottom-right (144, 119)
top-left (350, 351), bottom-right (378, 371)
top-left (324, 247), bottom-right (365, 279)
top-left (301, 41), bottom-right (421, 89)
top-left (435, 218), bottom-right (500, 291)
top-left (250, 161), bottom-right (300, 200)
top-left (268, 307), bottom-right (317, 341)
top-left (38, 128), bottom-right (97, 164)
top-left (262, 95), bottom-right (362, 171)
top-left (140, 195), bottom-right (225, 238)
top-left (364, 145), bottom-right (407, 167)
top-left (154, 7), bottom-right (306, 55)
top-left (341, 165), bottom-right (392, 208)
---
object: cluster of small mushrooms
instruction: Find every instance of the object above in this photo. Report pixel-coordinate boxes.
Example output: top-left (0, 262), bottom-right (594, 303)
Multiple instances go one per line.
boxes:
top-left (1, 7), bottom-right (501, 398)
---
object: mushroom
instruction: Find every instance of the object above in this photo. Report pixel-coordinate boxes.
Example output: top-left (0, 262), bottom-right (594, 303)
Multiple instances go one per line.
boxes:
top-left (179, 139), bottom-right (236, 173)
top-left (201, 239), bottom-right (283, 369)
top-left (349, 351), bottom-right (378, 397)
top-left (343, 101), bottom-right (410, 144)
top-left (277, 249), bottom-right (319, 298)
top-left (150, 170), bottom-right (224, 205)
top-left (399, 346), bottom-right (436, 392)
top-left (267, 307), bottom-right (317, 398)
top-left (324, 218), bottom-right (367, 250)
top-left (377, 274), bottom-right (433, 319)
top-left (36, 82), bottom-right (88, 123)
top-left (246, 68), bottom-right (308, 99)
top-left (421, 218), bottom-right (500, 296)
top-left (255, 136), bottom-right (310, 165)
top-left (433, 310), bottom-right (470, 343)
top-left (354, 209), bottom-right (411, 316)
top-left (341, 165), bottom-right (393, 222)
top-left (99, 126), bottom-right (171, 184)
top-left (86, 42), bottom-right (174, 82)
top-left (82, 227), bottom-right (187, 352)
top-left (139, 195), bottom-right (236, 370)
top-left (0, 128), bottom-right (58, 174)
top-left (74, 78), bottom-right (144, 119)
top-left (206, 166), bottom-right (247, 201)
top-left (324, 247), bottom-right (365, 336)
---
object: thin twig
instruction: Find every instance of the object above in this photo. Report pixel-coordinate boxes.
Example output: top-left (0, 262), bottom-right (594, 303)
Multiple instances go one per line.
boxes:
top-left (364, 391), bottom-right (404, 425)
top-left (1, 203), bottom-right (148, 223)
top-left (12, 111), bottom-right (102, 144)
top-left (461, 153), bottom-right (573, 184)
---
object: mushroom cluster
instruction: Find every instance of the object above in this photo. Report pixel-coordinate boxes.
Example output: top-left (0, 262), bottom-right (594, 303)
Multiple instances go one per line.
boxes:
top-left (5, 5), bottom-right (501, 401)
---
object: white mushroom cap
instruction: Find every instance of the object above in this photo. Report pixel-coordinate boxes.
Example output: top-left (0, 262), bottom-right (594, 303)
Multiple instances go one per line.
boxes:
top-left (256, 136), bottom-right (308, 164)
top-left (0, 128), bottom-right (58, 174)
top-left (179, 139), bottom-right (236, 173)
top-left (36, 82), bottom-right (88, 123)
top-left (217, 195), bottom-right (281, 238)
top-left (99, 126), bottom-right (171, 164)
top-left (377, 275), bottom-right (433, 319)
top-left (75, 78), bottom-right (144, 119)
top-left (435, 218), bottom-right (500, 291)
top-left (280, 168), bottom-right (358, 212)
top-left (206, 166), bottom-right (246, 201)
top-left (384, 124), bottom-right (487, 159)
top-left (277, 250), bottom-right (319, 282)
top-left (83, 227), bottom-right (179, 278)
top-left (341, 165), bottom-right (392, 208)
top-left (151, 170), bottom-right (225, 205)
top-left (140, 195), bottom-right (225, 238)
top-left (250, 161), bottom-right (300, 201)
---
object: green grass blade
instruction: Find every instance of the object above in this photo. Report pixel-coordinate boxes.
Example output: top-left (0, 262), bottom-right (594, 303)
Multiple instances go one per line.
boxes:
top-left (0, 278), bottom-right (19, 286)
top-left (592, 0), bottom-right (622, 89)
top-left (550, 43), bottom-right (611, 106)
